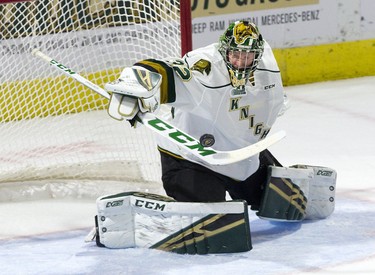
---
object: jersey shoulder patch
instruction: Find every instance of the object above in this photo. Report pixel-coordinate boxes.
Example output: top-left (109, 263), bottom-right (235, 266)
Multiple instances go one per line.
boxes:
top-left (190, 59), bottom-right (211, 75)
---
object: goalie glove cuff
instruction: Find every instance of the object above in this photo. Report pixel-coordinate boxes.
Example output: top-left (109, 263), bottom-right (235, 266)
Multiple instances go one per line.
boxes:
top-left (138, 92), bottom-right (160, 113)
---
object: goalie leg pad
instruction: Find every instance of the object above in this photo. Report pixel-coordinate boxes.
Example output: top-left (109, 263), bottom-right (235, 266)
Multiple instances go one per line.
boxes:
top-left (93, 192), bottom-right (252, 254)
top-left (291, 164), bottom-right (337, 220)
top-left (257, 166), bottom-right (310, 221)
top-left (257, 165), bottom-right (337, 222)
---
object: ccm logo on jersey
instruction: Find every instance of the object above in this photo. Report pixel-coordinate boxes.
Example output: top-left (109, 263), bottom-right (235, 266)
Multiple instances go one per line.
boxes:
top-left (264, 84), bottom-right (275, 90)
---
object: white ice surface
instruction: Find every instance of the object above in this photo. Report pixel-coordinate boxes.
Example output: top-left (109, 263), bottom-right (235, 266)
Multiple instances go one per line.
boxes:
top-left (1, 76), bottom-right (375, 274)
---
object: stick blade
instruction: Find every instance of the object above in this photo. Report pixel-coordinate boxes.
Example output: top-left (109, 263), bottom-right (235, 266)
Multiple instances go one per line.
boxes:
top-left (197, 131), bottom-right (286, 165)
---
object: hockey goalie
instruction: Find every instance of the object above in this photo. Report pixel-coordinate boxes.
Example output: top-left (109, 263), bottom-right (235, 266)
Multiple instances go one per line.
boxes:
top-left (85, 21), bottom-right (337, 254)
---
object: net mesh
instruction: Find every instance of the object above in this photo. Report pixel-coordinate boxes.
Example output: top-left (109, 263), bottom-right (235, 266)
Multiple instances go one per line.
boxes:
top-left (0, 0), bottom-right (184, 184)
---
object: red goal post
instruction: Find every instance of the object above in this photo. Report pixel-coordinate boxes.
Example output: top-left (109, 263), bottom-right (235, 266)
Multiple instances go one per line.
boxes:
top-left (0, 1), bottom-right (192, 188)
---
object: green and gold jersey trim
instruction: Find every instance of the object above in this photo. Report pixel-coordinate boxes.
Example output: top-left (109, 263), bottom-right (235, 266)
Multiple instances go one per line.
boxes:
top-left (157, 146), bottom-right (184, 160)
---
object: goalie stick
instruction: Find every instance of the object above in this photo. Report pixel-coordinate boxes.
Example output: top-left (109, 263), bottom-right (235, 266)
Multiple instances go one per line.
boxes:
top-left (32, 49), bottom-right (286, 166)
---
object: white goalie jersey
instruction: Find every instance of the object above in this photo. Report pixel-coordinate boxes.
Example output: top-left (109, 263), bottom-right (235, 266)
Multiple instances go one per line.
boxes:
top-left (134, 41), bottom-right (287, 180)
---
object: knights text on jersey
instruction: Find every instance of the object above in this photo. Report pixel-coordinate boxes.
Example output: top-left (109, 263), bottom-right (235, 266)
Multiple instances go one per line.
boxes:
top-left (136, 42), bottom-right (285, 181)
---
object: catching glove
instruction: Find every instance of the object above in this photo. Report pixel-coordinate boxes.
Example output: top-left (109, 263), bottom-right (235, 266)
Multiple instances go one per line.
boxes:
top-left (105, 67), bottom-right (162, 126)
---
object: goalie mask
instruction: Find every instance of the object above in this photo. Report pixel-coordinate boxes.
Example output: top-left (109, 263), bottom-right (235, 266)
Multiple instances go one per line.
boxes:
top-left (219, 21), bottom-right (264, 90)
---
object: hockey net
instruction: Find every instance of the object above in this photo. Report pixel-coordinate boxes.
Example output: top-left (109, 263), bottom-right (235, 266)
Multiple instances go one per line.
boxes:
top-left (0, 0), bottom-right (191, 198)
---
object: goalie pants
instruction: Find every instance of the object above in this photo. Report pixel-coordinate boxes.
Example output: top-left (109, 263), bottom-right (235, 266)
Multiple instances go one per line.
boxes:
top-left (160, 149), bottom-right (282, 210)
